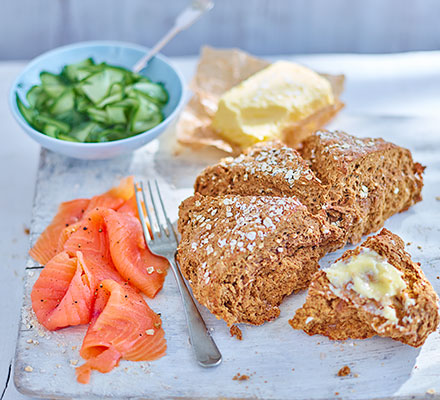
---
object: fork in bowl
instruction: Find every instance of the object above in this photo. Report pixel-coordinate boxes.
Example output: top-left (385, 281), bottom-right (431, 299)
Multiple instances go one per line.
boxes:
top-left (134, 180), bottom-right (222, 367)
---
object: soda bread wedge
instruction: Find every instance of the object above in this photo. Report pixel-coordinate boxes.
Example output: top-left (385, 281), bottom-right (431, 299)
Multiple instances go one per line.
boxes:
top-left (177, 193), bottom-right (342, 326)
top-left (194, 140), bottom-right (327, 214)
top-left (300, 130), bottom-right (424, 244)
top-left (289, 229), bottom-right (439, 347)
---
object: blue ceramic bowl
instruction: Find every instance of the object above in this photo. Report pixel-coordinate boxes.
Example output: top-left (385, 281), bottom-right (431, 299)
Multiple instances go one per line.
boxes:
top-left (9, 41), bottom-right (185, 160)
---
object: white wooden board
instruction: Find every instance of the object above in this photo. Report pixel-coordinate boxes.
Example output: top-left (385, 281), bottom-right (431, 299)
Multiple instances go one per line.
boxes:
top-left (14, 114), bottom-right (440, 399)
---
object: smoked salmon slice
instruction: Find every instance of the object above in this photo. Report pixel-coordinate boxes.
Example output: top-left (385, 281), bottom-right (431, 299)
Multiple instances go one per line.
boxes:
top-left (29, 199), bottom-right (90, 265)
top-left (105, 176), bottom-right (134, 201)
top-left (104, 210), bottom-right (169, 297)
top-left (76, 279), bottom-right (166, 384)
top-left (29, 177), bottom-right (134, 265)
top-left (117, 194), bottom-right (140, 218)
top-left (31, 251), bottom-right (94, 331)
top-left (84, 176), bottom-right (135, 214)
top-left (62, 208), bottom-right (123, 284)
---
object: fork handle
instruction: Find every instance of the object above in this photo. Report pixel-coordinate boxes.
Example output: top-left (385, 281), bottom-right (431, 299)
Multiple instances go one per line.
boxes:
top-left (169, 255), bottom-right (222, 367)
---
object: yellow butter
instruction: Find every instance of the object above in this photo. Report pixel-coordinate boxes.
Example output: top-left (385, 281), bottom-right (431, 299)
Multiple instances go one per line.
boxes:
top-left (325, 249), bottom-right (406, 323)
top-left (212, 60), bottom-right (335, 148)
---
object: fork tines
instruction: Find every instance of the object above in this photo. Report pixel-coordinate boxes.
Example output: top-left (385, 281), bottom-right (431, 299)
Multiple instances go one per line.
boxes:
top-left (134, 180), bottom-right (178, 245)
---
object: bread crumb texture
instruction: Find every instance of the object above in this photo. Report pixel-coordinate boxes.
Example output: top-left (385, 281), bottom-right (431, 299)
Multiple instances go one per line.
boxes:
top-left (230, 325), bottom-right (243, 340)
top-left (233, 373), bottom-right (250, 381)
top-left (337, 365), bottom-right (351, 377)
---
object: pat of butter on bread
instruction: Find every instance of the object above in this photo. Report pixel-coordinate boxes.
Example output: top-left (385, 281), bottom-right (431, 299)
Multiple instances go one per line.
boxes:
top-left (325, 249), bottom-right (407, 323)
top-left (212, 61), bottom-right (335, 148)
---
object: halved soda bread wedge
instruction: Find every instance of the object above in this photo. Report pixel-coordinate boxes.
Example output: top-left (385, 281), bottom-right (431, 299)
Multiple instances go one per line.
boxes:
top-left (289, 229), bottom-right (439, 347)
top-left (300, 130), bottom-right (424, 244)
top-left (177, 193), bottom-right (342, 326)
top-left (194, 131), bottom-right (424, 247)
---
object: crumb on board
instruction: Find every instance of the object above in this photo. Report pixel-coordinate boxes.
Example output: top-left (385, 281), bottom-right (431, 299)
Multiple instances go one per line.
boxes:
top-left (335, 392), bottom-right (340, 396)
top-left (435, 196), bottom-right (440, 201)
top-left (70, 359), bottom-right (79, 366)
top-left (353, 373), bottom-right (359, 378)
top-left (417, 245), bottom-right (422, 250)
top-left (24, 365), bottom-right (33, 372)
top-left (24, 226), bottom-right (30, 235)
top-left (233, 373), bottom-right (250, 381)
top-left (406, 242), bottom-right (412, 246)
top-left (427, 388), bottom-right (436, 395)
top-left (230, 325), bottom-right (243, 340)
top-left (337, 365), bottom-right (351, 377)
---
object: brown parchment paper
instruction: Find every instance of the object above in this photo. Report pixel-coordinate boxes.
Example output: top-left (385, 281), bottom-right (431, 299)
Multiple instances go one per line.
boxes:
top-left (176, 46), bottom-right (345, 154)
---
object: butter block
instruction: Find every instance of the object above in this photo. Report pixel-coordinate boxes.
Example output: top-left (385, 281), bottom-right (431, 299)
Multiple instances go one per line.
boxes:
top-left (212, 61), bottom-right (335, 148)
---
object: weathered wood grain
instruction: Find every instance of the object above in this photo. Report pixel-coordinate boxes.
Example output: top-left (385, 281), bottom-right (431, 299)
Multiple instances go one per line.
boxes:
top-left (14, 115), bottom-right (440, 399)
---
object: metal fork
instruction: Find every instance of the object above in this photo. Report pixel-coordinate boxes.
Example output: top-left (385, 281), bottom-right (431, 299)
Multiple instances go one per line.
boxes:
top-left (134, 180), bottom-right (222, 367)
